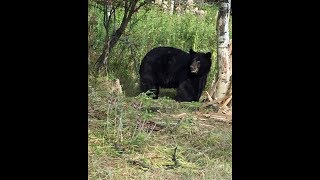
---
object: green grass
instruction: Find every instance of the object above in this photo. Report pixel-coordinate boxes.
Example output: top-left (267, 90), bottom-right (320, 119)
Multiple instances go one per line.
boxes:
top-left (88, 77), bottom-right (232, 179)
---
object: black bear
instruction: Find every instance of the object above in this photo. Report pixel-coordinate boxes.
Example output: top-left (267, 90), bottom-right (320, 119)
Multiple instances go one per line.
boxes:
top-left (139, 46), bottom-right (212, 102)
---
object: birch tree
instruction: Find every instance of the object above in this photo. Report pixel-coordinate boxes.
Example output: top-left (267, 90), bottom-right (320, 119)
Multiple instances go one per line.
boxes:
top-left (211, 0), bottom-right (231, 104)
top-left (170, 0), bottom-right (175, 15)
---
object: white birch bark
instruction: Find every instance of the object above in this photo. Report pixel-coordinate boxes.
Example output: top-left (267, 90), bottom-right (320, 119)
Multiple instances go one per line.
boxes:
top-left (170, 0), bottom-right (175, 15)
top-left (213, 0), bottom-right (231, 100)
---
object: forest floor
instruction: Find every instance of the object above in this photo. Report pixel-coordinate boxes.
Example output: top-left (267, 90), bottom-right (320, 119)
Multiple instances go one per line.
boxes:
top-left (88, 78), bottom-right (232, 180)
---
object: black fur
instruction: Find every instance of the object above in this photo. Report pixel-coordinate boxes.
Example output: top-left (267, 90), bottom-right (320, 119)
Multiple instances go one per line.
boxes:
top-left (139, 46), bottom-right (212, 102)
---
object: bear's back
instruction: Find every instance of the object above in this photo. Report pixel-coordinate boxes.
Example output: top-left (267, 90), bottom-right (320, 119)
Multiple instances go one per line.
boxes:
top-left (139, 47), bottom-right (191, 73)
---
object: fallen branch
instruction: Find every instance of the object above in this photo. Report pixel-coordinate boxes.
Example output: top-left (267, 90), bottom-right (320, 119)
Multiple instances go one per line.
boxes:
top-left (222, 94), bottom-right (232, 107)
top-left (205, 91), bottom-right (214, 102)
top-left (201, 76), bottom-right (232, 114)
top-left (218, 93), bottom-right (232, 114)
top-left (196, 111), bottom-right (232, 122)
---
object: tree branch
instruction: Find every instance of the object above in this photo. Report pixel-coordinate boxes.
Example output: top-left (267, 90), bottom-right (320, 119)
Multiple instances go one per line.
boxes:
top-left (124, 0), bottom-right (129, 13)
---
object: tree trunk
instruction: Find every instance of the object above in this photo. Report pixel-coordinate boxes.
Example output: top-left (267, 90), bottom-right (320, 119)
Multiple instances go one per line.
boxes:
top-left (212, 0), bottom-right (231, 100)
top-left (229, 39), bottom-right (232, 74)
top-left (95, 0), bottom-right (145, 73)
top-left (170, 0), bottom-right (175, 15)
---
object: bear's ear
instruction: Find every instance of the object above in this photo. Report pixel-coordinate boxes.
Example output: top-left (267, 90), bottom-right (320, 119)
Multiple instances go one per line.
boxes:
top-left (205, 52), bottom-right (212, 59)
top-left (189, 49), bottom-right (195, 54)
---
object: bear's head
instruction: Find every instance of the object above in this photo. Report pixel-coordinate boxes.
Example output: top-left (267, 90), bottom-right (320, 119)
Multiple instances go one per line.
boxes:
top-left (189, 49), bottom-right (212, 76)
